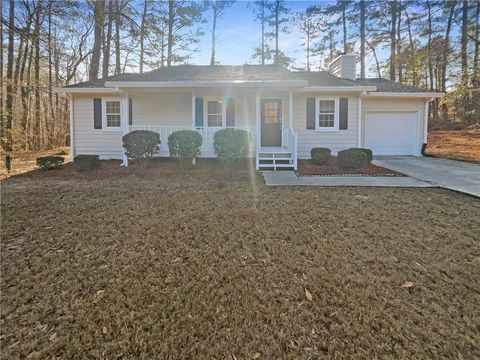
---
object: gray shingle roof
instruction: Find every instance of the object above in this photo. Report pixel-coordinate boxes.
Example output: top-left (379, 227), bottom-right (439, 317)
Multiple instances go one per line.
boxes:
top-left (353, 78), bottom-right (434, 93)
top-left (65, 65), bottom-right (438, 93)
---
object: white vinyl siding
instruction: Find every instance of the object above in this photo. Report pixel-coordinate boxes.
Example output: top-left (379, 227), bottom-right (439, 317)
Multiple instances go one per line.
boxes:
top-left (293, 93), bottom-right (358, 158)
top-left (72, 95), bottom-right (123, 159)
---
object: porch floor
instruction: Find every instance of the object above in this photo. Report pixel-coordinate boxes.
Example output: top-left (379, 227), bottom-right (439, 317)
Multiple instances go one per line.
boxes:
top-left (259, 146), bottom-right (290, 153)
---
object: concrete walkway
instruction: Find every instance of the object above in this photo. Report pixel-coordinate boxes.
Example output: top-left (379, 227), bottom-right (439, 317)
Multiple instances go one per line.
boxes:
top-left (263, 171), bottom-right (433, 187)
top-left (373, 156), bottom-right (480, 197)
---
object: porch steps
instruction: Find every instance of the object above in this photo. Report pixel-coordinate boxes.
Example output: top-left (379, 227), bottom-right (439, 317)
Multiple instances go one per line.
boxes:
top-left (257, 151), bottom-right (295, 170)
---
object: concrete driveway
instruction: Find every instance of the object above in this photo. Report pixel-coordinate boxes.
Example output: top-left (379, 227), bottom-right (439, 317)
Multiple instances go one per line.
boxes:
top-left (373, 156), bottom-right (480, 197)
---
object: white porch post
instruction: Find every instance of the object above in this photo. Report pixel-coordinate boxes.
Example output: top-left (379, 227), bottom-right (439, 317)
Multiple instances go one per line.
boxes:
top-left (255, 89), bottom-right (260, 170)
top-left (122, 92), bottom-right (129, 166)
top-left (289, 89), bottom-right (293, 129)
top-left (357, 93), bottom-right (363, 147)
top-left (191, 91), bottom-right (196, 128)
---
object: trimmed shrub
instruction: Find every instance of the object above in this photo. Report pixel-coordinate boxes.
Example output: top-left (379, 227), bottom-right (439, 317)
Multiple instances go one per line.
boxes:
top-left (36, 156), bottom-right (64, 170)
top-left (213, 129), bottom-right (250, 165)
top-left (349, 148), bottom-right (373, 162)
top-left (73, 155), bottom-right (100, 172)
top-left (337, 149), bottom-right (369, 169)
top-left (122, 130), bottom-right (160, 168)
top-left (311, 147), bottom-right (331, 165)
top-left (168, 130), bottom-right (203, 165)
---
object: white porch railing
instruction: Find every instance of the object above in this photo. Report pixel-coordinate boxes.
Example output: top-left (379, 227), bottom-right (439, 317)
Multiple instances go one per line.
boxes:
top-left (287, 127), bottom-right (298, 170)
top-left (129, 125), bottom-right (256, 157)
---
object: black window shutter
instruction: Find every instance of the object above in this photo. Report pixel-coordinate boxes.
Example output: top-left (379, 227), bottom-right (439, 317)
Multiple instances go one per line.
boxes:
top-left (93, 98), bottom-right (102, 129)
top-left (195, 98), bottom-right (204, 127)
top-left (339, 98), bottom-right (348, 130)
top-left (306, 97), bottom-right (315, 130)
top-left (128, 98), bottom-right (133, 125)
top-left (226, 97), bottom-right (235, 127)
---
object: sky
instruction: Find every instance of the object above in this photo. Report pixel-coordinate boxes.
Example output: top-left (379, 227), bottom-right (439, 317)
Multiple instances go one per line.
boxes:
top-left (193, 1), bottom-right (337, 69)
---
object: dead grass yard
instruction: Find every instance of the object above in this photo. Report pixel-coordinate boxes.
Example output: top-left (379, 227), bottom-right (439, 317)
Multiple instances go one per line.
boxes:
top-left (426, 129), bottom-right (480, 163)
top-left (1, 160), bottom-right (480, 359)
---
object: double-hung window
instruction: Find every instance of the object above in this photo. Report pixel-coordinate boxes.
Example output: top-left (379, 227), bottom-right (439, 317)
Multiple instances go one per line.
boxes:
top-left (206, 99), bottom-right (223, 127)
top-left (104, 99), bottom-right (121, 130)
top-left (316, 98), bottom-right (339, 132)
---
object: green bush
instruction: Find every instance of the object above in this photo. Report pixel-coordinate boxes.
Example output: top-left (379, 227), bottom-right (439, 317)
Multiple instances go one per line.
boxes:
top-left (36, 156), bottom-right (64, 170)
top-left (73, 155), bottom-right (100, 172)
top-left (337, 149), bottom-right (369, 169)
top-left (311, 147), bottom-right (331, 165)
top-left (348, 148), bottom-right (373, 162)
top-left (213, 129), bottom-right (250, 165)
top-left (168, 130), bottom-right (203, 165)
top-left (122, 130), bottom-right (160, 167)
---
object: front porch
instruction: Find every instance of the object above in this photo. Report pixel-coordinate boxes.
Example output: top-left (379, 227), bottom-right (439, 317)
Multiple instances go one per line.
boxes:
top-left (122, 88), bottom-right (298, 170)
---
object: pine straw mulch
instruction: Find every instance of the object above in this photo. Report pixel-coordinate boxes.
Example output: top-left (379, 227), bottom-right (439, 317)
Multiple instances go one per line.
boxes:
top-left (296, 158), bottom-right (404, 177)
top-left (426, 129), bottom-right (480, 163)
top-left (2, 164), bottom-right (480, 359)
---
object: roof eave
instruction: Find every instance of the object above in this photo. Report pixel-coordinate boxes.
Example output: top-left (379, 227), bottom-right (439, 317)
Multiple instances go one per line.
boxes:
top-left (297, 86), bottom-right (377, 92)
top-left (54, 87), bottom-right (120, 94)
top-left (104, 80), bottom-right (308, 88)
top-left (366, 91), bottom-right (444, 98)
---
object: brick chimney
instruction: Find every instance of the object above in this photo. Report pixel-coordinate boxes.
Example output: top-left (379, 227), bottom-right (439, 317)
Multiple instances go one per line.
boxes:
top-left (328, 54), bottom-right (356, 80)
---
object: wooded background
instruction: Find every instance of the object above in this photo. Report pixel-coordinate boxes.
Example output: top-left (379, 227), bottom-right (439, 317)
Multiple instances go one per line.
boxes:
top-left (1, 0), bottom-right (479, 154)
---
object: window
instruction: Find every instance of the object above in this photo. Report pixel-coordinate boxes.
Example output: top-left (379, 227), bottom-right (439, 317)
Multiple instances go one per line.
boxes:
top-left (264, 101), bottom-right (279, 124)
top-left (316, 98), bottom-right (339, 131)
top-left (105, 100), bottom-right (121, 128)
top-left (207, 99), bottom-right (223, 127)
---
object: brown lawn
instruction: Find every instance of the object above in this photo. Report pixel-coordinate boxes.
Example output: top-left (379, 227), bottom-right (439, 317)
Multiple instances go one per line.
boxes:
top-left (1, 160), bottom-right (480, 359)
top-left (426, 129), bottom-right (480, 163)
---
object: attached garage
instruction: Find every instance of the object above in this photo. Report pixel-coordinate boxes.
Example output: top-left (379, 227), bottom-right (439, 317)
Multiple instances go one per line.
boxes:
top-left (365, 111), bottom-right (419, 155)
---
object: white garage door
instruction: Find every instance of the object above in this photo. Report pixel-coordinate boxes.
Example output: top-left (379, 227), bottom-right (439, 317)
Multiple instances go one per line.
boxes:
top-left (365, 112), bottom-right (418, 155)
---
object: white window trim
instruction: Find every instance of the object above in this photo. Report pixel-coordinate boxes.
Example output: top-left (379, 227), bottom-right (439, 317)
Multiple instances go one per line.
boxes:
top-left (102, 97), bottom-right (123, 132)
top-left (315, 96), bottom-right (339, 132)
top-left (204, 97), bottom-right (225, 129)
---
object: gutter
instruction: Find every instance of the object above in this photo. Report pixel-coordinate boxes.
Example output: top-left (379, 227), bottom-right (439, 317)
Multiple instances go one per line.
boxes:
top-left (366, 92), bottom-right (444, 98)
top-left (54, 87), bottom-right (121, 94)
top-left (104, 80), bottom-right (309, 88)
top-left (297, 86), bottom-right (377, 93)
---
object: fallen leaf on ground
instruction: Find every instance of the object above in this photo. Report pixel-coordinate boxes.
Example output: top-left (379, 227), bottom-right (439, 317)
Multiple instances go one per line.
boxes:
top-left (401, 281), bottom-right (414, 288)
top-left (252, 352), bottom-right (261, 359)
top-left (304, 288), bottom-right (313, 301)
top-left (102, 326), bottom-right (108, 334)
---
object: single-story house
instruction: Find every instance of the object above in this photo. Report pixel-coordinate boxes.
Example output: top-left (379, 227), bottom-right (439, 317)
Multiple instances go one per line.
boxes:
top-left (56, 55), bottom-right (443, 170)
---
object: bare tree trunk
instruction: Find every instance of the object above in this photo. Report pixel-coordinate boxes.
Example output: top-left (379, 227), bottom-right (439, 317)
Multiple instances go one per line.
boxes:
top-left (47, 0), bottom-right (54, 148)
top-left (306, 21), bottom-right (310, 71)
top-left (396, 4), bottom-right (402, 82)
top-left (115, 0), bottom-right (121, 75)
top-left (167, 0), bottom-right (174, 66)
top-left (140, 0), bottom-right (147, 73)
top-left (103, 0), bottom-right (113, 78)
top-left (89, 0), bottom-right (104, 80)
top-left (389, 0), bottom-right (397, 81)
top-left (427, 1), bottom-right (434, 91)
top-left (33, 3), bottom-right (41, 150)
top-left (210, 3), bottom-right (217, 65)
top-left (4, 0), bottom-right (15, 154)
top-left (261, 1), bottom-right (265, 65)
top-left (274, 1), bottom-right (279, 64)
top-left (461, 0), bottom-right (469, 85)
top-left (360, 0), bottom-right (365, 78)
top-left (441, 2), bottom-right (456, 92)
top-left (0, 1), bottom-right (3, 141)
top-left (342, 2), bottom-right (347, 53)
top-left (404, 7), bottom-right (416, 86)
top-left (367, 40), bottom-right (382, 78)
top-left (473, 0), bottom-right (480, 87)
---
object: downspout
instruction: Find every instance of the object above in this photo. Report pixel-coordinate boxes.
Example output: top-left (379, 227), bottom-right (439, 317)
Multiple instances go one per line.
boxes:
top-left (421, 97), bottom-right (434, 156)
top-left (69, 95), bottom-right (75, 162)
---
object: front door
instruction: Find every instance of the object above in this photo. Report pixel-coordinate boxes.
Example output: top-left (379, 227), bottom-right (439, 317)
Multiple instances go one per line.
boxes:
top-left (261, 99), bottom-right (282, 147)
